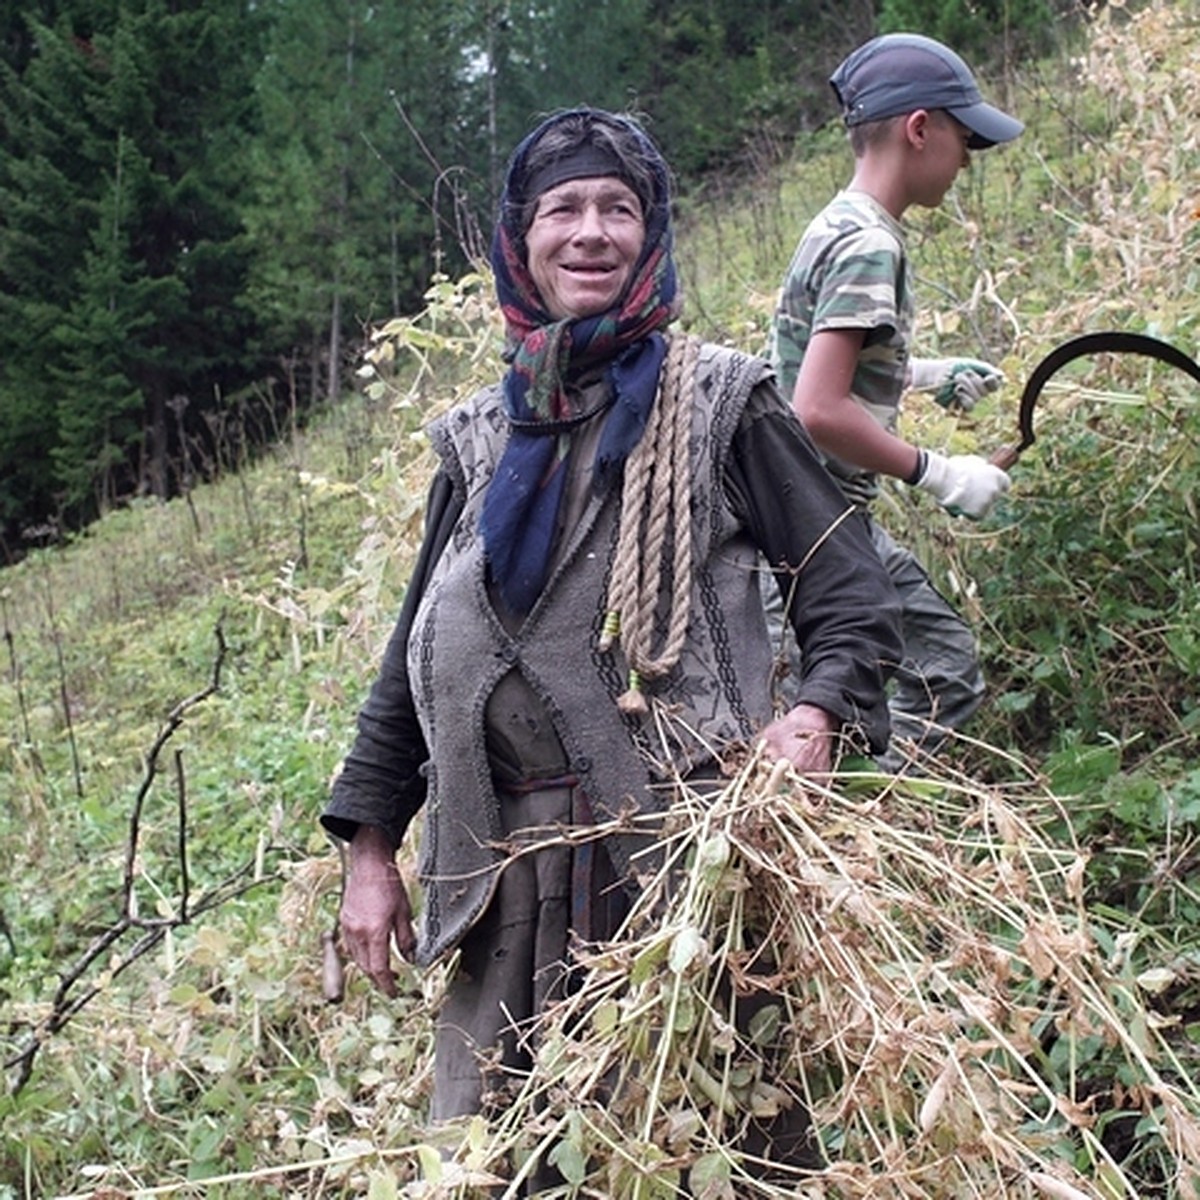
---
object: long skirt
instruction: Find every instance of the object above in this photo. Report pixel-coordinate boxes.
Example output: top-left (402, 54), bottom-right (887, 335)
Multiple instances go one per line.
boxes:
top-left (431, 781), bottom-right (623, 1122)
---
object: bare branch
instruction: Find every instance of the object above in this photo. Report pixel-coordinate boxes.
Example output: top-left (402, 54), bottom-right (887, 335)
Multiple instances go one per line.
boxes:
top-left (3, 621), bottom-right (277, 1096)
top-left (175, 747), bottom-right (191, 921)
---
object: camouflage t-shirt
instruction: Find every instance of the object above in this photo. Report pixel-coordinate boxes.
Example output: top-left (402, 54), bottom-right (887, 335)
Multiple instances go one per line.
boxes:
top-left (768, 189), bottom-right (913, 507)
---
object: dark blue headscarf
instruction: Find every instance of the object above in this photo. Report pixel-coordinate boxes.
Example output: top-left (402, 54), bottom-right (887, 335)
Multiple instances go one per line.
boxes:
top-left (480, 108), bottom-right (680, 614)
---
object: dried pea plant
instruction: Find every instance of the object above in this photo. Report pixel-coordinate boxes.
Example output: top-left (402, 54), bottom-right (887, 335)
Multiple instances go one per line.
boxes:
top-left (405, 736), bottom-right (1200, 1199)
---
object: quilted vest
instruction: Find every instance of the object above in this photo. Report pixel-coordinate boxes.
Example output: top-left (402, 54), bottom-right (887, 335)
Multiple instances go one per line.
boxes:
top-left (408, 342), bottom-right (775, 965)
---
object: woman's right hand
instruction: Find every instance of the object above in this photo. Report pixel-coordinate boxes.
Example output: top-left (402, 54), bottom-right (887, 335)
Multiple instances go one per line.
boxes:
top-left (340, 824), bottom-right (416, 997)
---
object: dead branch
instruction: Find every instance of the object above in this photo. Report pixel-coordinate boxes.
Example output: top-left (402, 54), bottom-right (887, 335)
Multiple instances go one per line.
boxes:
top-left (3, 620), bottom-right (279, 1095)
top-left (1, 589), bottom-right (33, 745)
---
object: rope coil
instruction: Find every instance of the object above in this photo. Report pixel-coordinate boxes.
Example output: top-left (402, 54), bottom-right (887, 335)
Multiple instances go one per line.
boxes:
top-left (599, 331), bottom-right (701, 714)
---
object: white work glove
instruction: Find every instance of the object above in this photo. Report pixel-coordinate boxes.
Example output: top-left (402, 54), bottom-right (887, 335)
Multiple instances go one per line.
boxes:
top-left (907, 356), bottom-right (1005, 411)
top-left (914, 449), bottom-right (1011, 520)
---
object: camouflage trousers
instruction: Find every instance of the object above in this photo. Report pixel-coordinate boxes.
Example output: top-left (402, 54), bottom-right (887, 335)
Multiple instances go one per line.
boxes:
top-left (763, 517), bottom-right (985, 768)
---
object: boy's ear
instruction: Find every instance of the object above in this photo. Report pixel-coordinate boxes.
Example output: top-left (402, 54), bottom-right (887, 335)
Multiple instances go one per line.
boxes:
top-left (903, 109), bottom-right (931, 148)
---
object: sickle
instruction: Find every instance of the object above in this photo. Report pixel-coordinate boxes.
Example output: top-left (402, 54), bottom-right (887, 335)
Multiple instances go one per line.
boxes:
top-left (989, 331), bottom-right (1200, 470)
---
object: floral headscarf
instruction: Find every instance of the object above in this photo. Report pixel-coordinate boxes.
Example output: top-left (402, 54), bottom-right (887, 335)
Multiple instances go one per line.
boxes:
top-left (480, 108), bottom-right (681, 614)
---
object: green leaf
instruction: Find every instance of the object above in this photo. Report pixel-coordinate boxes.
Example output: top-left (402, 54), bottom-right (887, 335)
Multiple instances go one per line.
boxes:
top-left (367, 1171), bottom-right (399, 1200)
top-left (548, 1137), bottom-right (588, 1185)
top-left (1044, 742), bottom-right (1120, 795)
top-left (689, 1151), bottom-right (733, 1199)
top-left (592, 998), bottom-right (620, 1036)
top-left (746, 1003), bottom-right (782, 1047)
top-left (630, 937), bottom-right (670, 985)
top-left (415, 1144), bottom-right (443, 1183)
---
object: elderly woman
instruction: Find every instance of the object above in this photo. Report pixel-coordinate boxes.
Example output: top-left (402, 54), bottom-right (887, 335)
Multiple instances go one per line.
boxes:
top-left (322, 108), bottom-right (902, 1139)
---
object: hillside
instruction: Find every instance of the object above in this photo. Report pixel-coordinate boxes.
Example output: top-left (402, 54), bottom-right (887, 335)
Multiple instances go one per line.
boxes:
top-left (3, 2), bottom-right (1200, 1196)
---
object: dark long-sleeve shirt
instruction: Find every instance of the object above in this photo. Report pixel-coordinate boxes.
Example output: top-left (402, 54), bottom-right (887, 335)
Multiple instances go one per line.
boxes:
top-left (323, 378), bottom-right (902, 849)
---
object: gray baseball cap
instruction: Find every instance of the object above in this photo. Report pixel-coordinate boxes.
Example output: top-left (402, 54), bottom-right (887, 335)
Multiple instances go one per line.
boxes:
top-left (830, 33), bottom-right (1023, 150)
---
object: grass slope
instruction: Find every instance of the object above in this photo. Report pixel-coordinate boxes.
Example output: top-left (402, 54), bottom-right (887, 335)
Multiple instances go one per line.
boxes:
top-left (2, 3), bottom-right (1200, 1195)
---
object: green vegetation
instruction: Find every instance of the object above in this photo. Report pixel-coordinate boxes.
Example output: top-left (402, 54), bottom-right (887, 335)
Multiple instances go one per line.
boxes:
top-left (3, 2), bottom-right (1200, 1196)
top-left (0, 0), bottom-right (1078, 550)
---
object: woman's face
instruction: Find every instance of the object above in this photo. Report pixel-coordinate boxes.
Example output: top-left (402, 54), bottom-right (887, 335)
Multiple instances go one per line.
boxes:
top-left (525, 176), bottom-right (646, 320)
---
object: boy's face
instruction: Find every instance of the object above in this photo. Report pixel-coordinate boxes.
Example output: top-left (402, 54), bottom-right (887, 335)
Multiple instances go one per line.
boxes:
top-left (912, 110), bottom-right (972, 208)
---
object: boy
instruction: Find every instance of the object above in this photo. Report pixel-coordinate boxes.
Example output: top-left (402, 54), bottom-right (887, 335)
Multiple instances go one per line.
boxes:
top-left (768, 32), bottom-right (1023, 763)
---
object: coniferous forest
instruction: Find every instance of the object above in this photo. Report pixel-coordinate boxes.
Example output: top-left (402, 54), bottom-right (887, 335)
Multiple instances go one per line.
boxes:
top-left (0, 0), bottom-right (1076, 559)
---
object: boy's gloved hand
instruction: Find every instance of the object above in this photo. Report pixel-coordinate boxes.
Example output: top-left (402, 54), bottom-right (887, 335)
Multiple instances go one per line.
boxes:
top-left (908, 357), bottom-right (1005, 411)
top-left (914, 450), bottom-right (1011, 520)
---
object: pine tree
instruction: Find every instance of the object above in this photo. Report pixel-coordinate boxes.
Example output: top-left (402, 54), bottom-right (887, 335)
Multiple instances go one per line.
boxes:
top-left (0, 12), bottom-right (108, 537)
top-left (0, 1), bottom-right (268, 534)
top-left (246, 0), bottom-right (477, 407)
top-left (52, 129), bottom-right (176, 511)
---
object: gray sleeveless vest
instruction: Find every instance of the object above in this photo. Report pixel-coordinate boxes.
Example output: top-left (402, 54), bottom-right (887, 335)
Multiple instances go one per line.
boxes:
top-left (408, 342), bottom-right (775, 965)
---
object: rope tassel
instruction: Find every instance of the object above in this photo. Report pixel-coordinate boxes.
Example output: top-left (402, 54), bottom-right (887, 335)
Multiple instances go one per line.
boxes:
top-left (598, 608), bottom-right (622, 652)
top-left (617, 669), bottom-right (647, 715)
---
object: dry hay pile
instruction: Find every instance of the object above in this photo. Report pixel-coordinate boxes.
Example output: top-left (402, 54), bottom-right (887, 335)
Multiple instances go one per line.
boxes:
top-left (401, 745), bottom-right (1200, 1199)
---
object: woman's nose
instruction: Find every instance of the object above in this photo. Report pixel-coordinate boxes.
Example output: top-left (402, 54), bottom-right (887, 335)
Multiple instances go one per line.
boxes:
top-left (572, 203), bottom-right (608, 242)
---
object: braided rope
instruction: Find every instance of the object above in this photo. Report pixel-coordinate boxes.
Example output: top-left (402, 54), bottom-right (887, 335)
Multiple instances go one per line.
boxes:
top-left (599, 331), bottom-right (701, 714)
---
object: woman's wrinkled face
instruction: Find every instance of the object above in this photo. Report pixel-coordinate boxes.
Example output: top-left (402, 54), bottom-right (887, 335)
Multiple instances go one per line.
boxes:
top-left (525, 176), bottom-right (645, 320)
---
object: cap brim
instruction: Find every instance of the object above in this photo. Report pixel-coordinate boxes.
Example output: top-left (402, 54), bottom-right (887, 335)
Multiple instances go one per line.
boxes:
top-left (952, 100), bottom-right (1024, 149)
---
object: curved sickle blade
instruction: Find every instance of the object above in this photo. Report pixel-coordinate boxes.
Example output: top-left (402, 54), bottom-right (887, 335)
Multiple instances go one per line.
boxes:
top-left (991, 331), bottom-right (1200, 470)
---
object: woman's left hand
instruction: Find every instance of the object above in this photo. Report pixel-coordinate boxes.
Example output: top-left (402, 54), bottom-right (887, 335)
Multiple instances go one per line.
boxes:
top-left (757, 702), bottom-right (837, 775)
